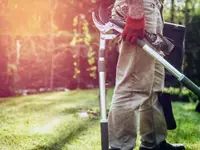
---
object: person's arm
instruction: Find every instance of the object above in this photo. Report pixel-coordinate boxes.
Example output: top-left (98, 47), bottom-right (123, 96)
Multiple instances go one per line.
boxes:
top-left (122, 0), bottom-right (145, 44)
top-left (98, 0), bottom-right (115, 23)
top-left (100, 0), bottom-right (115, 8)
top-left (126, 0), bottom-right (144, 18)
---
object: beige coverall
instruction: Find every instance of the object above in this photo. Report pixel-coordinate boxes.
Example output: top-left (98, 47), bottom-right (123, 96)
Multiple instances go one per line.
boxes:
top-left (108, 0), bottom-right (167, 149)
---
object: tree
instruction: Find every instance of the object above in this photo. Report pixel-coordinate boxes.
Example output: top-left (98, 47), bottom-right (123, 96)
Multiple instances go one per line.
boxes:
top-left (185, 14), bottom-right (200, 111)
top-left (0, 36), bottom-right (16, 97)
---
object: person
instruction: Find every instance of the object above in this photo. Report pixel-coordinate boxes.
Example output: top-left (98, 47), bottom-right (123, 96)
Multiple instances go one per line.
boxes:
top-left (105, 0), bottom-right (186, 149)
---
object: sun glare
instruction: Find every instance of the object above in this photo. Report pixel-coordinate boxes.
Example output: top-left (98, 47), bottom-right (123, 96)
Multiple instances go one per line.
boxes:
top-left (3, 0), bottom-right (53, 35)
top-left (32, 118), bottom-right (62, 134)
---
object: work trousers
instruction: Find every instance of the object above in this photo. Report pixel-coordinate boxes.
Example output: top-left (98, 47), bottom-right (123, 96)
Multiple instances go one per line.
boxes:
top-left (108, 0), bottom-right (167, 149)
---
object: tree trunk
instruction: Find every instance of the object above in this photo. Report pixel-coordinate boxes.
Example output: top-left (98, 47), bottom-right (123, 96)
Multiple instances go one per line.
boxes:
top-left (49, 0), bottom-right (56, 89)
top-left (171, 0), bottom-right (175, 23)
top-left (195, 101), bottom-right (200, 112)
top-left (0, 43), bottom-right (12, 97)
top-left (184, 0), bottom-right (189, 26)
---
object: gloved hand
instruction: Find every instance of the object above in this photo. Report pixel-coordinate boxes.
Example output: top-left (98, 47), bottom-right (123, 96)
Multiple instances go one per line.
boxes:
top-left (122, 15), bottom-right (145, 44)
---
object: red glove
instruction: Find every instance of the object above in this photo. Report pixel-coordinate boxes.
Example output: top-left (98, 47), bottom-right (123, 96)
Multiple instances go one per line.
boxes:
top-left (122, 15), bottom-right (145, 44)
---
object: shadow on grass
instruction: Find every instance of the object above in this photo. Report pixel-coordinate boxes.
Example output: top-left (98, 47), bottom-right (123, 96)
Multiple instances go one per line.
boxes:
top-left (31, 119), bottom-right (98, 150)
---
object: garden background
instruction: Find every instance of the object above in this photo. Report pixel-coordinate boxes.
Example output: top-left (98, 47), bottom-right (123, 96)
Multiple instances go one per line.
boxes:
top-left (0, 0), bottom-right (200, 150)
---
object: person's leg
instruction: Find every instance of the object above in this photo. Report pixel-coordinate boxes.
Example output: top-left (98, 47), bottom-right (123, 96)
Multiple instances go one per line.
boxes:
top-left (108, 42), bottom-right (141, 150)
top-left (108, 0), bottom-right (180, 149)
top-left (108, 35), bottom-right (157, 150)
top-left (109, 1), bottom-right (159, 147)
top-left (109, 2), bottom-right (140, 149)
top-left (139, 0), bottom-right (185, 149)
top-left (108, 106), bottom-right (138, 150)
top-left (139, 92), bottom-right (167, 149)
top-left (139, 0), bottom-right (168, 148)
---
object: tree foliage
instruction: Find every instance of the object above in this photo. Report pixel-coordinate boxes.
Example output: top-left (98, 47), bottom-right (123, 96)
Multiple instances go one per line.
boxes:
top-left (184, 14), bottom-right (200, 85)
top-left (163, 0), bottom-right (200, 24)
top-left (0, 0), bottom-right (101, 96)
top-left (0, 0), bottom-right (200, 97)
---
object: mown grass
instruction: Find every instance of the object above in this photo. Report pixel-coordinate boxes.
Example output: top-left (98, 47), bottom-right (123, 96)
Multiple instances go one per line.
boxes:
top-left (167, 102), bottom-right (200, 150)
top-left (0, 89), bottom-right (200, 150)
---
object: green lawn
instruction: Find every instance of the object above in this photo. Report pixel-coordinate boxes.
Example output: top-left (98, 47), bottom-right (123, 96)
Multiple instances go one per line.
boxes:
top-left (0, 89), bottom-right (200, 150)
